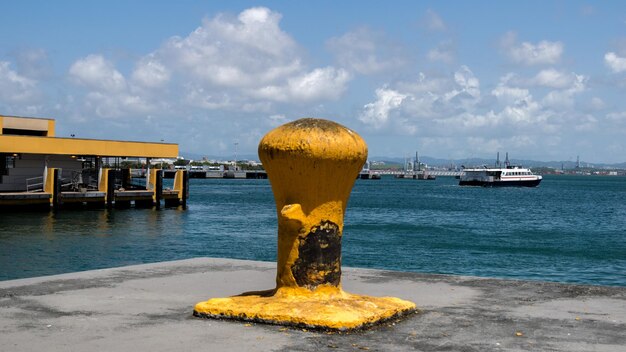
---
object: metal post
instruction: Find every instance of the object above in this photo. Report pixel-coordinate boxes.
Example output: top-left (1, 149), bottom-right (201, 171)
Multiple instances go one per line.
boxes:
top-left (181, 170), bottom-right (188, 210)
top-left (106, 169), bottom-right (115, 209)
top-left (52, 168), bottom-right (61, 210)
top-left (155, 169), bottom-right (162, 210)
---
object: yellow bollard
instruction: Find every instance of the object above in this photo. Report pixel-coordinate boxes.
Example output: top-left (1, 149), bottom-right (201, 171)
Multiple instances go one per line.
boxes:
top-left (194, 118), bottom-right (416, 330)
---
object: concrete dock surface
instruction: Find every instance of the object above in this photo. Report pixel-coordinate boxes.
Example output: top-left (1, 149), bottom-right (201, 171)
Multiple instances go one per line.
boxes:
top-left (1, 258), bottom-right (624, 351)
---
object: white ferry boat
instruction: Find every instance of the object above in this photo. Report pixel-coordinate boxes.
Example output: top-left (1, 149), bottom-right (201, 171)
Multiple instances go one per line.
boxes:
top-left (459, 166), bottom-right (542, 187)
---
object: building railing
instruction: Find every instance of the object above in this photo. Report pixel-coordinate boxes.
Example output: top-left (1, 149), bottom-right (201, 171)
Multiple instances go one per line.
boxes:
top-left (26, 176), bottom-right (44, 192)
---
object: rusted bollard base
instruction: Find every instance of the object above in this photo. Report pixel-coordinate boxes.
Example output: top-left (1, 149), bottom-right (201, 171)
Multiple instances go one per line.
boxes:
top-left (193, 286), bottom-right (416, 331)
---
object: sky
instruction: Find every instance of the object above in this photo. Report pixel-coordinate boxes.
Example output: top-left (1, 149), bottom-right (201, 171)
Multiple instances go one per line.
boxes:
top-left (1, 1), bottom-right (626, 163)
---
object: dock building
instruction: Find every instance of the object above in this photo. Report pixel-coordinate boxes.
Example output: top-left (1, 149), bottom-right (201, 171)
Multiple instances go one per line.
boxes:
top-left (0, 115), bottom-right (187, 210)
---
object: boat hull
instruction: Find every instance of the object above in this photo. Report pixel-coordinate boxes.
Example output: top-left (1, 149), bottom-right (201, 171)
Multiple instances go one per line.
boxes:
top-left (459, 179), bottom-right (542, 187)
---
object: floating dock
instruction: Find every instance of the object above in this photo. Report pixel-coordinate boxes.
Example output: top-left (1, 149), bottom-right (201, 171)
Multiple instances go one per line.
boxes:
top-left (0, 168), bottom-right (188, 210)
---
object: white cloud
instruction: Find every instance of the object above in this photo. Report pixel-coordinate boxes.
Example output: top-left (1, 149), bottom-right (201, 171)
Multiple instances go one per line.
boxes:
top-left (327, 27), bottom-right (407, 74)
top-left (154, 7), bottom-right (350, 106)
top-left (491, 69), bottom-right (586, 113)
top-left (423, 9), bottom-right (446, 31)
top-left (0, 61), bottom-right (38, 103)
top-left (183, 85), bottom-right (233, 110)
top-left (358, 65), bottom-right (591, 144)
top-left (489, 72), bottom-right (586, 126)
top-left (359, 66), bottom-right (482, 131)
top-left (501, 32), bottom-right (563, 65)
top-left (9, 7), bottom-right (623, 162)
top-left (574, 114), bottom-right (598, 132)
top-left (452, 66), bottom-right (480, 99)
top-left (69, 55), bottom-right (126, 92)
top-left (541, 74), bottom-right (586, 108)
top-left (427, 40), bottom-right (455, 64)
top-left (496, 97), bottom-right (543, 125)
top-left (83, 91), bottom-right (153, 118)
top-left (604, 52), bottom-right (626, 73)
top-left (492, 79), bottom-right (532, 105)
top-left (396, 72), bottom-right (449, 94)
top-left (160, 7), bottom-right (302, 88)
top-left (267, 114), bottom-right (288, 127)
top-left (286, 67), bottom-right (351, 102)
top-left (251, 67), bottom-right (350, 102)
top-left (68, 55), bottom-right (162, 118)
top-left (606, 111), bottom-right (626, 122)
top-left (64, 7), bottom-right (352, 120)
top-left (132, 57), bottom-right (170, 88)
top-left (359, 88), bottom-right (407, 128)
top-left (13, 48), bottom-right (52, 80)
top-left (589, 97), bottom-right (605, 110)
top-left (530, 69), bottom-right (576, 88)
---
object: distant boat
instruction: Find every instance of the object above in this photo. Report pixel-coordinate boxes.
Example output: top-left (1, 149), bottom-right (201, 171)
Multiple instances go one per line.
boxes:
top-left (459, 166), bottom-right (542, 187)
top-left (416, 172), bottom-right (436, 180)
top-left (359, 161), bottom-right (381, 180)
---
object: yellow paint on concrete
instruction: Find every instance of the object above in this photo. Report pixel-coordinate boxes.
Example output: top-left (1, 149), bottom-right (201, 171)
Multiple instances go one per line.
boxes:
top-left (44, 168), bottom-right (57, 195)
top-left (0, 135), bottom-right (178, 158)
top-left (259, 118), bottom-right (368, 289)
top-left (194, 286), bottom-right (415, 331)
top-left (98, 168), bottom-right (110, 194)
top-left (173, 170), bottom-right (184, 200)
top-left (47, 119), bottom-right (55, 137)
top-left (148, 169), bottom-right (157, 191)
top-left (194, 118), bottom-right (416, 330)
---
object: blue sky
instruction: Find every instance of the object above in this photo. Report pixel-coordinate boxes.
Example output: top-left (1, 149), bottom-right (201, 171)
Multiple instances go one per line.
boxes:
top-left (2, 1), bottom-right (626, 163)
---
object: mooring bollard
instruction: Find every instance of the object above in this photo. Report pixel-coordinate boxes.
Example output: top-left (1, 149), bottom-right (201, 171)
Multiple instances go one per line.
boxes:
top-left (194, 118), bottom-right (416, 330)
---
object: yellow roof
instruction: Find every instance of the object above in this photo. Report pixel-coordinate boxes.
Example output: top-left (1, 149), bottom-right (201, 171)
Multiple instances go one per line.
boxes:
top-left (0, 115), bottom-right (178, 158)
top-left (0, 135), bottom-right (178, 158)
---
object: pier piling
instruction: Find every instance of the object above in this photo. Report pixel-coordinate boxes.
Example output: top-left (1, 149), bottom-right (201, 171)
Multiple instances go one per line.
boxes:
top-left (106, 169), bottom-right (114, 209)
top-left (181, 170), bottom-right (188, 209)
top-left (51, 168), bottom-right (61, 210)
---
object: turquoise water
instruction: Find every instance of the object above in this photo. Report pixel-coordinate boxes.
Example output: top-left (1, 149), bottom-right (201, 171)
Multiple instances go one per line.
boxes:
top-left (1, 175), bottom-right (625, 286)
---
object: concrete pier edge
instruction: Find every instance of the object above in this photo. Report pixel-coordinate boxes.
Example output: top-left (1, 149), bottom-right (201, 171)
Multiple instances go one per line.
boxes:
top-left (1, 257), bottom-right (624, 351)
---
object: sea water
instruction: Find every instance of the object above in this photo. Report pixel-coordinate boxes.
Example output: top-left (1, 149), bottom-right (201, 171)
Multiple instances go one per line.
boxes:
top-left (1, 175), bottom-right (625, 286)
